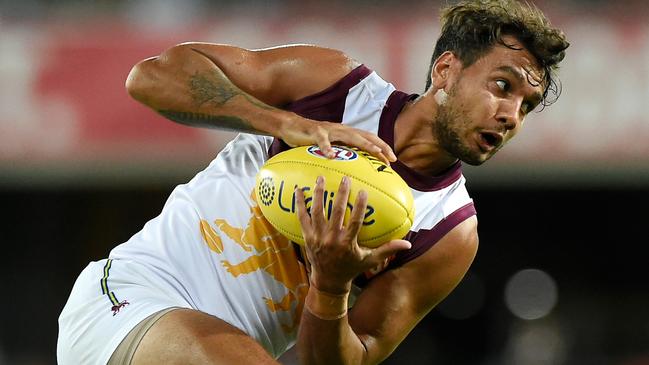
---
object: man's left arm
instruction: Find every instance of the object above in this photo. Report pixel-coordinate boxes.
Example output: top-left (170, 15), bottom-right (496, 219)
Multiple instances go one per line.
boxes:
top-left (296, 208), bottom-right (478, 365)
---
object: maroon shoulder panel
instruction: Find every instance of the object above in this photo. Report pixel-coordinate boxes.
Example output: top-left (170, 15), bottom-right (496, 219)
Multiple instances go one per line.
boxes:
top-left (392, 202), bottom-right (477, 267)
top-left (269, 65), bottom-right (373, 158)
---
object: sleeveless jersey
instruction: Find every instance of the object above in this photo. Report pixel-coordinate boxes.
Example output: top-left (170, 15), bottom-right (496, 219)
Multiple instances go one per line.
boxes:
top-left (108, 65), bottom-right (476, 357)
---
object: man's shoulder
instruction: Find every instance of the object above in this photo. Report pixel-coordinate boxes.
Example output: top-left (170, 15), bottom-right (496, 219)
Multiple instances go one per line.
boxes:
top-left (265, 44), bottom-right (362, 103)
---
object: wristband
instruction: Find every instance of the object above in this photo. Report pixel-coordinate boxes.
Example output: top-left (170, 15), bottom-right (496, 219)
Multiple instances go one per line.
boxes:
top-left (304, 285), bottom-right (349, 321)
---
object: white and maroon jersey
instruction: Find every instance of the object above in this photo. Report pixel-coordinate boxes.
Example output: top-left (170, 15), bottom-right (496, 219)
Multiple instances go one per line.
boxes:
top-left (107, 65), bottom-right (476, 357)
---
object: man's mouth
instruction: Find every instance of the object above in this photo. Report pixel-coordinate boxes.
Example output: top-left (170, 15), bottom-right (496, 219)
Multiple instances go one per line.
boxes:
top-left (478, 132), bottom-right (503, 151)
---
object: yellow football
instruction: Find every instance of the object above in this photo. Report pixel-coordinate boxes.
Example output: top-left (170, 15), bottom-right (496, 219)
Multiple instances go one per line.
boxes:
top-left (255, 145), bottom-right (414, 247)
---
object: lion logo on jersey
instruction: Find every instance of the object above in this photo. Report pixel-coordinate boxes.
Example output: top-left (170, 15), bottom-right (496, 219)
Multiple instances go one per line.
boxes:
top-left (199, 192), bottom-right (308, 334)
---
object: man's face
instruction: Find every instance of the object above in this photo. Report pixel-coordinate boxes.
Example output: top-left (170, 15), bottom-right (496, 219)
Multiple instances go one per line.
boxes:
top-left (434, 36), bottom-right (544, 165)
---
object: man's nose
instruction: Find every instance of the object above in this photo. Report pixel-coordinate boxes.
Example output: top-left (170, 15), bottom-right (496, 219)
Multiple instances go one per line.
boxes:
top-left (496, 100), bottom-right (522, 131)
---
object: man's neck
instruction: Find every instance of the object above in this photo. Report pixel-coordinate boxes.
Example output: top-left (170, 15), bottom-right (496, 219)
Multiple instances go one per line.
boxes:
top-left (393, 93), bottom-right (458, 176)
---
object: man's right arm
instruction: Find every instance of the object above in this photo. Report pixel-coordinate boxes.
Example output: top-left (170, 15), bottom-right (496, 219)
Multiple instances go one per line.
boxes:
top-left (125, 43), bottom-right (395, 162)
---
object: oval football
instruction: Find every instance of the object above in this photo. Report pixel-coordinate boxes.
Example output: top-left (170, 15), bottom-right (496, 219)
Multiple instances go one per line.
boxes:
top-left (255, 145), bottom-right (414, 247)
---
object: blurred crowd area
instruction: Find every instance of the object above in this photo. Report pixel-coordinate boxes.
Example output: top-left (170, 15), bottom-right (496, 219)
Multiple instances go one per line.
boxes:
top-left (3, 0), bottom-right (649, 186)
top-left (1, 0), bottom-right (649, 21)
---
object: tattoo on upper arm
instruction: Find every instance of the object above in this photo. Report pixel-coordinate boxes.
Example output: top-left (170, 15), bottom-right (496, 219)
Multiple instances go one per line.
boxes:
top-left (172, 50), bottom-right (275, 131)
top-left (189, 71), bottom-right (273, 111)
top-left (189, 73), bottom-right (237, 107)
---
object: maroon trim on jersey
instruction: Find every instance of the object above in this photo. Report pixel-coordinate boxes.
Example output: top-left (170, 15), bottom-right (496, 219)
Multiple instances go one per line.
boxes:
top-left (392, 202), bottom-right (477, 268)
top-left (378, 90), bottom-right (463, 191)
top-left (268, 65), bottom-right (372, 158)
top-left (377, 90), bottom-right (416, 147)
top-left (353, 202), bottom-right (476, 288)
top-left (283, 64), bottom-right (373, 120)
top-left (391, 160), bottom-right (463, 191)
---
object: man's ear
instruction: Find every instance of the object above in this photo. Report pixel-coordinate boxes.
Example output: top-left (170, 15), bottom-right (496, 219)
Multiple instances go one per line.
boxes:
top-left (430, 51), bottom-right (459, 91)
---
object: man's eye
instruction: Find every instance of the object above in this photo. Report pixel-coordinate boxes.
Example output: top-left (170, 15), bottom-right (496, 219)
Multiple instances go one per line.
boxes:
top-left (495, 80), bottom-right (509, 91)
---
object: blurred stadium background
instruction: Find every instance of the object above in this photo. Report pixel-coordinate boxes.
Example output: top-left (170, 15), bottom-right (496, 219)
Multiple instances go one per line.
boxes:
top-left (1, 0), bottom-right (649, 364)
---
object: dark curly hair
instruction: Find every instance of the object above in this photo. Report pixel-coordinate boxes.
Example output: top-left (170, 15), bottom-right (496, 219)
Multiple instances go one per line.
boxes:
top-left (425, 0), bottom-right (569, 107)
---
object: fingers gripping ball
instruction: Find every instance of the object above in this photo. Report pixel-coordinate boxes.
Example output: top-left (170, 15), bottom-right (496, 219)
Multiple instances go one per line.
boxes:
top-left (255, 145), bottom-right (414, 247)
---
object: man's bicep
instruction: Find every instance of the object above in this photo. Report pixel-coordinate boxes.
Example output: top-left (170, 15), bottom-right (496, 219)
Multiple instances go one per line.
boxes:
top-left (348, 216), bottom-right (479, 363)
top-left (181, 42), bottom-right (359, 106)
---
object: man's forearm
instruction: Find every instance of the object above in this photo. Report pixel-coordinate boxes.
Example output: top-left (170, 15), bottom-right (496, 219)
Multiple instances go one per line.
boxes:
top-left (125, 44), bottom-right (291, 136)
top-left (297, 287), bottom-right (368, 365)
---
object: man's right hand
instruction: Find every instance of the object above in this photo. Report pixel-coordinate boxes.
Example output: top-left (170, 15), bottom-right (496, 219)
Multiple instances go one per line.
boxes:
top-left (280, 116), bottom-right (397, 164)
top-left (295, 175), bottom-right (411, 294)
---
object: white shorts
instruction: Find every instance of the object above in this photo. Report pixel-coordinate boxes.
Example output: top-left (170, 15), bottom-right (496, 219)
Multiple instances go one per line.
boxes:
top-left (57, 259), bottom-right (192, 365)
